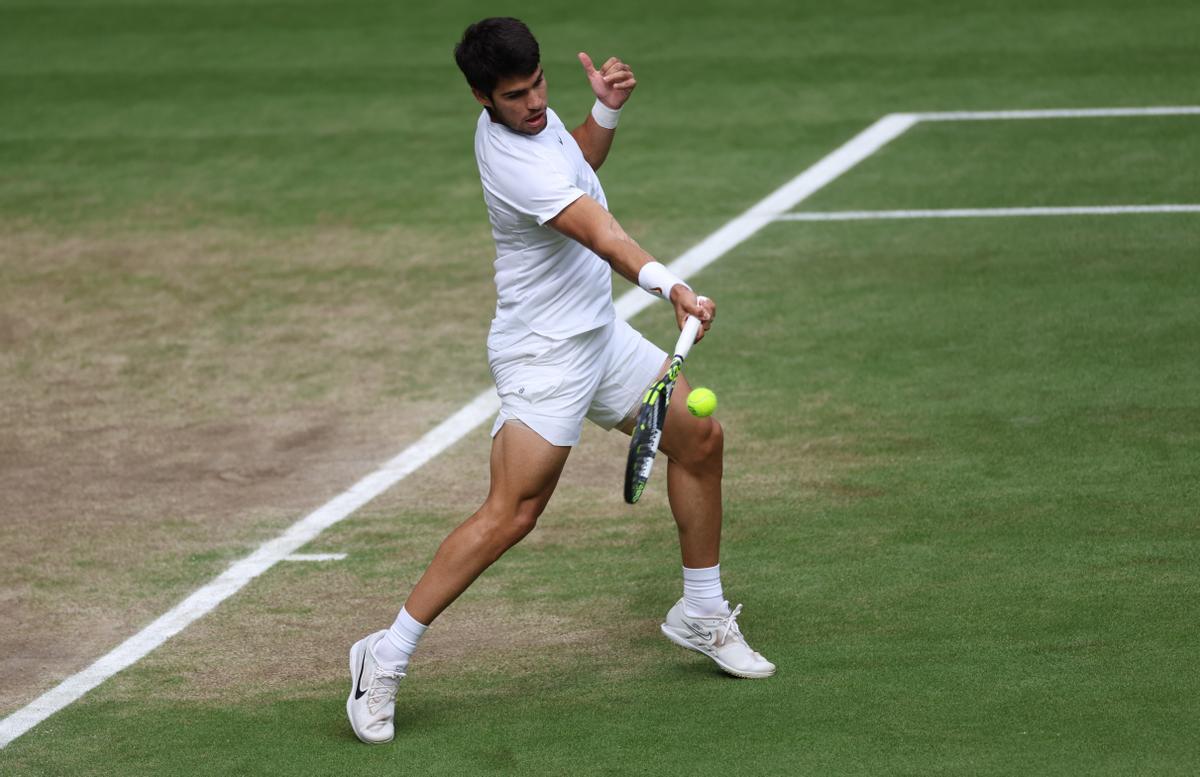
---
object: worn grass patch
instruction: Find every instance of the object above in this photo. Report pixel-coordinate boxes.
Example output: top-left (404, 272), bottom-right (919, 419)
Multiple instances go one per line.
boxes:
top-left (0, 224), bottom-right (497, 714)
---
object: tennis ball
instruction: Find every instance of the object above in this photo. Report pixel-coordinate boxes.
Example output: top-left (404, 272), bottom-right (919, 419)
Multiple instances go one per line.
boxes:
top-left (687, 387), bottom-right (717, 417)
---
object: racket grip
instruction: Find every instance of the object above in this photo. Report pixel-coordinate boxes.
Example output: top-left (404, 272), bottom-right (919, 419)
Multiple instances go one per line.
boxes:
top-left (672, 296), bottom-right (708, 359)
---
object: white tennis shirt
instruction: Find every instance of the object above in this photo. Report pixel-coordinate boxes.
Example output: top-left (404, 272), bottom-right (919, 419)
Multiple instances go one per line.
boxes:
top-left (474, 107), bottom-right (615, 351)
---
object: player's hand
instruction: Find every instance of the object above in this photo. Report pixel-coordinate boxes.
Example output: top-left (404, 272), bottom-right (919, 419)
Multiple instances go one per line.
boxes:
top-left (670, 286), bottom-right (715, 343)
top-left (578, 52), bottom-right (637, 110)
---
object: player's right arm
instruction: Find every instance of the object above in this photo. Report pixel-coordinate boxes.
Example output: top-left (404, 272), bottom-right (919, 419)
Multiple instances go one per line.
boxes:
top-left (548, 195), bottom-right (714, 338)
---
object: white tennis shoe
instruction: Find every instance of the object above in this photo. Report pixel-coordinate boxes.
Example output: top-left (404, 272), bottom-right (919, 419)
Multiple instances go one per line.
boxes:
top-left (661, 599), bottom-right (776, 679)
top-left (346, 630), bottom-right (405, 744)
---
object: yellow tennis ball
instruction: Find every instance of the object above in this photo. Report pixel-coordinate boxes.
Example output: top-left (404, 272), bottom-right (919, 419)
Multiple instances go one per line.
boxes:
top-left (687, 387), bottom-right (717, 417)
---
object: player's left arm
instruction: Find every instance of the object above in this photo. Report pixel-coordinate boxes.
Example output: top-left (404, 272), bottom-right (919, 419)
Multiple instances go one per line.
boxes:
top-left (570, 52), bottom-right (636, 171)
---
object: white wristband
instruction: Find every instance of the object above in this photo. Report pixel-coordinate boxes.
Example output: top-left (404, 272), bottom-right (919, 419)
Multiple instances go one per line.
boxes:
top-left (638, 261), bottom-right (689, 301)
top-left (591, 99), bottom-right (622, 130)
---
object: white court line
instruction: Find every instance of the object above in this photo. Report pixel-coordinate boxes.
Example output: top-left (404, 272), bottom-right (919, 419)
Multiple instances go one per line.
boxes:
top-left (776, 205), bottom-right (1200, 222)
top-left (917, 106), bottom-right (1200, 121)
top-left (0, 112), bottom-right (912, 749)
top-left (283, 553), bottom-right (348, 562)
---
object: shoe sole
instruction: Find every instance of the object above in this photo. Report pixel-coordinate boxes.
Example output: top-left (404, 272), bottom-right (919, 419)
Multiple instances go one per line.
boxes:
top-left (660, 624), bottom-right (776, 679)
top-left (347, 638), bottom-right (394, 744)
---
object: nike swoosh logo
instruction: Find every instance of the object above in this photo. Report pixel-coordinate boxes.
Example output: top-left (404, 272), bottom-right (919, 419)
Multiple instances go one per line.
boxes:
top-left (354, 650), bottom-right (369, 699)
top-left (686, 622), bottom-right (713, 641)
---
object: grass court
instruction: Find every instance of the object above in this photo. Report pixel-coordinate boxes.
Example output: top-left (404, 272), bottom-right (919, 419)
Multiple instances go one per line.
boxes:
top-left (1, 0), bottom-right (1198, 774)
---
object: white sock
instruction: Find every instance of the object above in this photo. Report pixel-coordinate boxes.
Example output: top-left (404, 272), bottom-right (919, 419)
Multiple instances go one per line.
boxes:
top-left (682, 564), bottom-right (727, 617)
top-left (372, 606), bottom-right (427, 671)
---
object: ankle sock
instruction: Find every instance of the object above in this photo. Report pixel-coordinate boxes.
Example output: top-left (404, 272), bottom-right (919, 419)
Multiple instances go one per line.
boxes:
top-left (682, 564), bottom-right (727, 617)
top-left (372, 606), bottom-right (427, 671)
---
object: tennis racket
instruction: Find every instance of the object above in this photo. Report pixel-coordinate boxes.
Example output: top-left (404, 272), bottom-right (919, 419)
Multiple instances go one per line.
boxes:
top-left (624, 304), bottom-right (706, 504)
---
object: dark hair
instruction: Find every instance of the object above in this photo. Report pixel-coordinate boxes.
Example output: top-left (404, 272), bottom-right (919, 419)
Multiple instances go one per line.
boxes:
top-left (454, 17), bottom-right (540, 97)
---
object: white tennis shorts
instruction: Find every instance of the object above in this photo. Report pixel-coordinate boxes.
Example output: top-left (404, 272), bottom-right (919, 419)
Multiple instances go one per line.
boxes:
top-left (488, 318), bottom-right (667, 447)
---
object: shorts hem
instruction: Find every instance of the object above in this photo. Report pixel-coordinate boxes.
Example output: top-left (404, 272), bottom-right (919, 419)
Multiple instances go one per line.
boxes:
top-left (491, 411), bottom-right (580, 448)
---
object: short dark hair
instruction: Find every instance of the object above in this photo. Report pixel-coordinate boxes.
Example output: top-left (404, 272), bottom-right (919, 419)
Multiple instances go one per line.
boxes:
top-left (454, 17), bottom-right (540, 97)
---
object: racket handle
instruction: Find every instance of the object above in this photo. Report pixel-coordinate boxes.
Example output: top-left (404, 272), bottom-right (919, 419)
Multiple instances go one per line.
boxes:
top-left (672, 295), bottom-right (708, 359)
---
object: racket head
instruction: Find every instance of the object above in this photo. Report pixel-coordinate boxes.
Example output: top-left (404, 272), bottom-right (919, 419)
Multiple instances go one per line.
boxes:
top-left (623, 359), bottom-right (682, 503)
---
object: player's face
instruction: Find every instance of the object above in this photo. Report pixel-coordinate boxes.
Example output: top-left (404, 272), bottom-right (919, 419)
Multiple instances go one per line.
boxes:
top-left (476, 68), bottom-right (548, 135)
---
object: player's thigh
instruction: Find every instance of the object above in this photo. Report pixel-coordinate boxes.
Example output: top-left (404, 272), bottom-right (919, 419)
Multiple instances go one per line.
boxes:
top-left (657, 373), bottom-right (721, 465)
top-left (488, 420), bottom-right (572, 509)
top-left (593, 321), bottom-right (667, 434)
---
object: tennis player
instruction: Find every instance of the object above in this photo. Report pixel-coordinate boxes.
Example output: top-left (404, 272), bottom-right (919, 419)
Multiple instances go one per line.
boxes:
top-left (347, 17), bottom-right (774, 744)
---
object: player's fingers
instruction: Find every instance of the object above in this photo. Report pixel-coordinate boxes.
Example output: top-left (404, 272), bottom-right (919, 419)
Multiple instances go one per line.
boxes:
top-left (578, 51), bottom-right (597, 74)
top-left (602, 64), bottom-right (631, 82)
top-left (601, 56), bottom-right (620, 73)
top-left (612, 78), bottom-right (637, 90)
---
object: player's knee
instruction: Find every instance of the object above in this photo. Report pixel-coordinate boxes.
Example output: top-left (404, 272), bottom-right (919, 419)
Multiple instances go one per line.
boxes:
top-left (509, 500), bottom-right (543, 540)
top-left (700, 417), bottom-right (724, 465)
top-left (675, 417), bottom-right (723, 470)
top-left (477, 498), bottom-right (542, 548)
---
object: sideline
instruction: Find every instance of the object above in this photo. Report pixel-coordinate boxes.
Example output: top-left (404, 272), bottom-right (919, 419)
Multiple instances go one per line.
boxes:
top-left (0, 112), bottom-right (911, 748)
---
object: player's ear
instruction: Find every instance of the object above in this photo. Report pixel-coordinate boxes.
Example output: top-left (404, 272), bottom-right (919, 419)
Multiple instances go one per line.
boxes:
top-left (471, 88), bottom-right (493, 108)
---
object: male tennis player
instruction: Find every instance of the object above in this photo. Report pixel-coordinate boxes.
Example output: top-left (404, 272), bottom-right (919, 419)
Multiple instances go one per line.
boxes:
top-left (347, 17), bottom-right (774, 743)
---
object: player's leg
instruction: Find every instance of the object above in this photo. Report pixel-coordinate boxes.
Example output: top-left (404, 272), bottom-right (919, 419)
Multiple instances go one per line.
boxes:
top-left (611, 367), bottom-right (723, 570)
top-left (622, 369), bottom-right (775, 679)
top-left (655, 371), bottom-right (723, 570)
top-left (591, 326), bottom-right (728, 606)
top-left (347, 421), bottom-right (569, 744)
top-left (404, 420), bottom-right (570, 623)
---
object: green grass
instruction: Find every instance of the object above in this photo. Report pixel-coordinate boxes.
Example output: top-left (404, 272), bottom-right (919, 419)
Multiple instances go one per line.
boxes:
top-left (8, 219), bottom-right (1199, 775)
top-left (3, 0), bottom-right (1200, 774)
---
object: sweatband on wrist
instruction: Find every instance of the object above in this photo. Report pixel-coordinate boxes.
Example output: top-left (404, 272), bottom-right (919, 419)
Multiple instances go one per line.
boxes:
top-left (591, 99), bottom-right (622, 130)
top-left (638, 261), bottom-right (689, 301)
